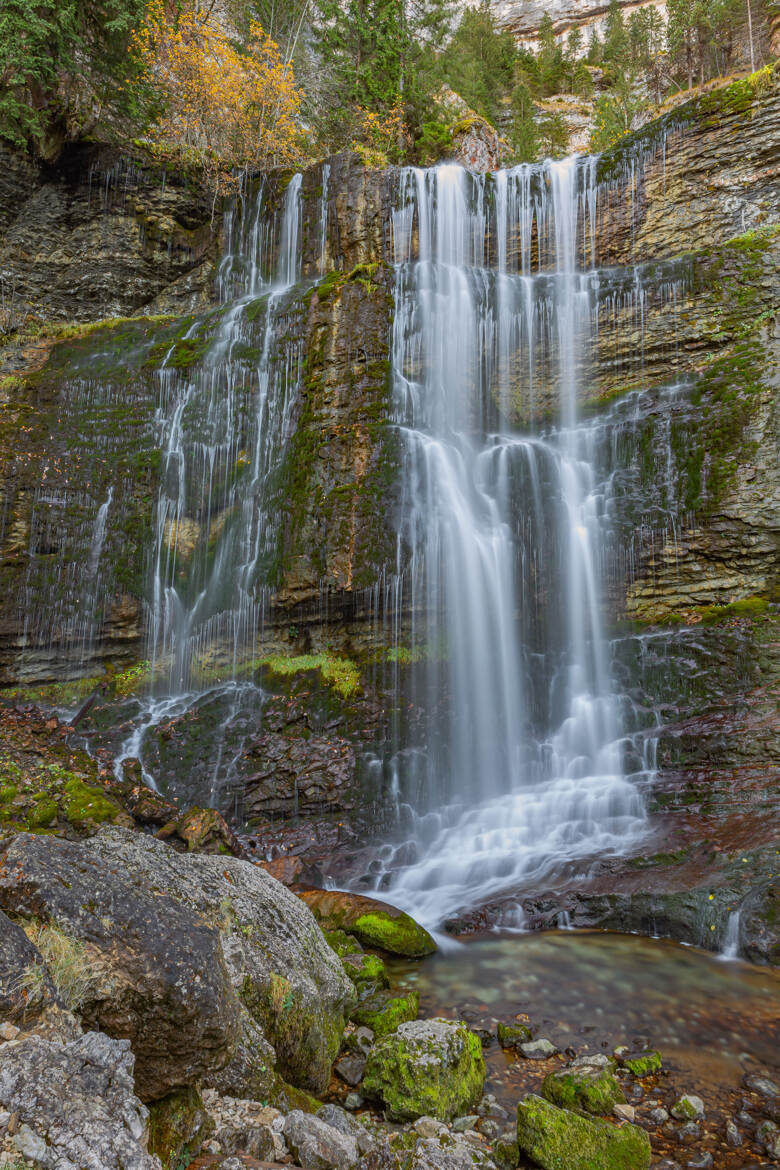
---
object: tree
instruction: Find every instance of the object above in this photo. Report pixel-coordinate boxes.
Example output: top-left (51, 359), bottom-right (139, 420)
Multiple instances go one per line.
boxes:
top-left (509, 81), bottom-right (539, 160)
top-left (603, 0), bottom-right (630, 74)
top-left (0, 0), bottom-right (146, 152)
top-left (667, 0), bottom-right (698, 88)
top-left (132, 1), bottom-right (306, 183)
top-left (439, 3), bottom-right (516, 124)
top-left (537, 13), bottom-right (565, 93)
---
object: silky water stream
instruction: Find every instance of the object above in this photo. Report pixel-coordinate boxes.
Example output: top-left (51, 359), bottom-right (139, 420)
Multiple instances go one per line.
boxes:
top-left (377, 160), bottom-right (649, 931)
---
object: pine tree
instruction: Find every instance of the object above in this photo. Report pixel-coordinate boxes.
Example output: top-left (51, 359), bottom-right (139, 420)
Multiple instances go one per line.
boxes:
top-left (0, 0), bottom-right (146, 151)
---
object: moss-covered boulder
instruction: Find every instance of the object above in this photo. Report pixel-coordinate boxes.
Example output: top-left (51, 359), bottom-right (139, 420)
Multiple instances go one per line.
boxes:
top-left (325, 929), bottom-right (363, 959)
top-left (351, 989), bottom-right (419, 1036)
top-left (541, 1064), bottom-right (625, 1115)
top-left (298, 889), bottom-right (436, 957)
top-left (362, 1017), bottom-right (485, 1121)
top-left (516, 1094), bottom-right (651, 1170)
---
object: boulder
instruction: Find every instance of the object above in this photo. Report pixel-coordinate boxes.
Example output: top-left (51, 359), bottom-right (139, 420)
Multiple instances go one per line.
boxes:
top-left (541, 1063), bottom-right (625, 1115)
top-left (0, 1029), bottom-right (158, 1170)
top-left (0, 908), bottom-right (58, 1025)
top-left (0, 832), bottom-right (239, 1101)
top-left (362, 1018), bottom-right (485, 1122)
top-left (619, 1049), bottom-right (662, 1077)
top-left (298, 889), bottom-right (436, 957)
top-left (516, 1093), bottom-right (651, 1170)
top-left (411, 1135), bottom-right (497, 1170)
top-left (89, 826), bottom-right (355, 1093)
top-left (352, 990), bottom-right (419, 1037)
top-left (283, 1108), bottom-right (360, 1170)
top-left (342, 952), bottom-right (389, 992)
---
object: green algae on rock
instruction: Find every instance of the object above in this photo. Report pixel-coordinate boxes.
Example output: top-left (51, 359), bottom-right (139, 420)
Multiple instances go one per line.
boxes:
top-left (541, 1065), bottom-right (625, 1115)
top-left (351, 989), bottom-right (419, 1037)
top-left (362, 1017), bottom-right (485, 1122)
top-left (516, 1093), bottom-right (651, 1170)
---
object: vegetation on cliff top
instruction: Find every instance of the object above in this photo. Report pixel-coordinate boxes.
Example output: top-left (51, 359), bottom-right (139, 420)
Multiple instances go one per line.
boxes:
top-left (0, 0), bottom-right (775, 172)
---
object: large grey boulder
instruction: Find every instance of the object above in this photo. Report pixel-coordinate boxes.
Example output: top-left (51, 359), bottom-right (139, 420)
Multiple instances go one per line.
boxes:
top-left (0, 832), bottom-right (240, 1101)
top-left (0, 1029), bottom-right (159, 1170)
top-left (89, 826), bottom-right (356, 1092)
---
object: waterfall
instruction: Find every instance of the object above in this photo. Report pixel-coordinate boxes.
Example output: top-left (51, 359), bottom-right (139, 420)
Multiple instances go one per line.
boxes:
top-left (148, 174), bottom-right (303, 693)
top-left (382, 161), bottom-right (647, 930)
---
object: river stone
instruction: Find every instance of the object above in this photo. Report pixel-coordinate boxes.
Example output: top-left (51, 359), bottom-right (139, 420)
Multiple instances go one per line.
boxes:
top-left (497, 1022), bottom-right (532, 1048)
top-left (541, 1064), bottom-right (625, 1115)
top-left (520, 1038), bottom-right (558, 1060)
top-left (283, 1108), bottom-right (360, 1169)
top-left (671, 1095), bottom-right (705, 1121)
top-left (298, 889), bottom-right (436, 957)
top-left (0, 831), bottom-right (239, 1101)
top-left (516, 1093), bottom-right (651, 1170)
top-left (411, 1135), bottom-right (497, 1170)
top-left (89, 825), bottom-right (356, 1093)
top-left (362, 1018), bottom-right (485, 1122)
top-left (0, 1029), bottom-right (157, 1169)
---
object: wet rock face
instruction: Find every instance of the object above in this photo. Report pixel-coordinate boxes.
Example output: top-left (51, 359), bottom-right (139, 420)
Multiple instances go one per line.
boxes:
top-left (0, 142), bottom-right (220, 326)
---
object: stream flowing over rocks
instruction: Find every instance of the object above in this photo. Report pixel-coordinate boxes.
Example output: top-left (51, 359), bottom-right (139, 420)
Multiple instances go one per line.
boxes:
top-left (0, 64), bottom-right (779, 1170)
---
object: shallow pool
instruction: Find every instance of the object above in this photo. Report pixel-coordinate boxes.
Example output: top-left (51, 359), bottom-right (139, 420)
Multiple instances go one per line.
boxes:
top-left (388, 931), bottom-right (780, 1168)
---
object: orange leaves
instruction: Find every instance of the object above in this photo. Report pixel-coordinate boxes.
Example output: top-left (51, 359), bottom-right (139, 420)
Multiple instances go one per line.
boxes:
top-left (351, 102), bottom-right (409, 165)
top-left (131, 1), bottom-right (308, 184)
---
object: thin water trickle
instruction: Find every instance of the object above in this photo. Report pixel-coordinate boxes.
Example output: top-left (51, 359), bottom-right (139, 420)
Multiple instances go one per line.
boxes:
top-left (381, 160), bottom-right (648, 929)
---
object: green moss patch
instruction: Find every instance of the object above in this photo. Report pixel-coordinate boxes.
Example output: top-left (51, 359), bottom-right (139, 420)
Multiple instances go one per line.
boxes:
top-left (351, 909), bottom-right (436, 957)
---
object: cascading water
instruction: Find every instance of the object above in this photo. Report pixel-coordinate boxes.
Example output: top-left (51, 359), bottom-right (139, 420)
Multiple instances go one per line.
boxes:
top-left (113, 176), bottom-right (307, 791)
top-left (382, 160), bottom-right (647, 929)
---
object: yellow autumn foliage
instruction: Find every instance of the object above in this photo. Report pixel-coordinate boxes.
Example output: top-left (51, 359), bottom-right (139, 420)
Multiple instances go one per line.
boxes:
top-left (132, 0), bottom-right (307, 182)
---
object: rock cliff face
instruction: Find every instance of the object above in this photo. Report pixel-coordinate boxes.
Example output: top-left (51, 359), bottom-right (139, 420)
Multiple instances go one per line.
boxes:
top-left (1, 69), bottom-right (779, 959)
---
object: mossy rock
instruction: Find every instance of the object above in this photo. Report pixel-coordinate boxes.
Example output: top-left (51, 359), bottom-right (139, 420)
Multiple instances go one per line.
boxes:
top-left (62, 776), bottom-right (124, 828)
top-left (620, 1050), bottom-right (662, 1077)
top-left (342, 951), bottom-right (389, 991)
top-left (362, 1017), bottom-right (485, 1122)
top-left (498, 1022), bottom-right (532, 1048)
top-left (516, 1094), bottom-right (651, 1170)
top-left (351, 911), bottom-right (435, 957)
top-left (351, 989), bottom-right (419, 1037)
top-left (147, 1085), bottom-right (211, 1168)
top-left (298, 890), bottom-right (436, 958)
top-left (541, 1065), bottom-right (625, 1115)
